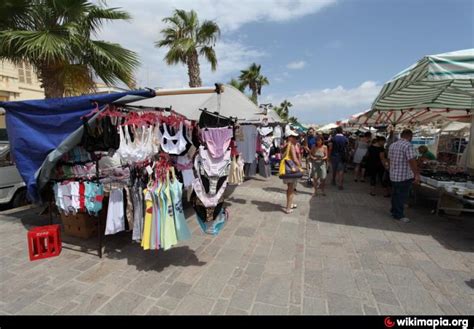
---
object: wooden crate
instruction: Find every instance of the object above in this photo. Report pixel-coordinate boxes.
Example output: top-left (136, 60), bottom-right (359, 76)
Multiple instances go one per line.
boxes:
top-left (60, 199), bottom-right (108, 239)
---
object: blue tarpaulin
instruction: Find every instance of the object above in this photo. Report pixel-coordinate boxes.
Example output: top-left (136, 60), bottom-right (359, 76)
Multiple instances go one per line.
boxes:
top-left (1, 90), bottom-right (155, 202)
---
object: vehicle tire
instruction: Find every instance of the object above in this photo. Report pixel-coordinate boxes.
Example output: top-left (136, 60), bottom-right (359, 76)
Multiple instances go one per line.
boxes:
top-left (11, 189), bottom-right (28, 208)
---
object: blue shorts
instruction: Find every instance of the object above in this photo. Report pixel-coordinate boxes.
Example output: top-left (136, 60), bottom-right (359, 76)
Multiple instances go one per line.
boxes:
top-left (331, 156), bottom-right (345, 172)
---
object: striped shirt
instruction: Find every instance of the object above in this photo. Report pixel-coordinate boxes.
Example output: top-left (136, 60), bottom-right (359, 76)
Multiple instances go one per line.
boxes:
top-left (388, 139), bottom-right (416, 182)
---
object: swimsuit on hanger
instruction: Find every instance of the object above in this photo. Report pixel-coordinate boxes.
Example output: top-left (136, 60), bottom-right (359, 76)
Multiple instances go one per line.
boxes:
top-left (160, 122), bottom-right (191, 155)
top-left (192, 177), bottom-right (228, 208)
top-left (192, 191), bottom-right (225, 222)
top-left (201, 127), bottom-right (233, 158)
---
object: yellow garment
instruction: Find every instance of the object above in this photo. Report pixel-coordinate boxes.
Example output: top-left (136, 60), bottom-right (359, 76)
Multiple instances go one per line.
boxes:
top-left (141, 188), bottom-right (153, 250)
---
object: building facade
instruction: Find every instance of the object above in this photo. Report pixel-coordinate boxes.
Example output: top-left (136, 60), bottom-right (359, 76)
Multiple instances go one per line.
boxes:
top-left (0, 60), bottom-right (45, 102)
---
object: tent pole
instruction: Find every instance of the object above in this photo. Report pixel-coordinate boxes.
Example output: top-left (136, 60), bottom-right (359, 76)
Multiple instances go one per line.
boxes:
top-left (154, 85), bottom-right (224, 96)
top-left (95, 155), bottom-right (102, 258)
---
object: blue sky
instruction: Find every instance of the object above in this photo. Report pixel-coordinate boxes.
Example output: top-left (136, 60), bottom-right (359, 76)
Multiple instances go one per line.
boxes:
top-left (100, 0), bottom-right (474, 124)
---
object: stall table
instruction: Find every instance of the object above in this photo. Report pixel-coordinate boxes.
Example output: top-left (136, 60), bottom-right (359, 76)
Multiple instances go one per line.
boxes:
top-left (413, 180), bottom-right (474, 216)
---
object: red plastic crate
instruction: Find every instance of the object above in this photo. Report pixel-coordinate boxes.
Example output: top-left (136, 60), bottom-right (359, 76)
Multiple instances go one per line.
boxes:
top-left (27, 224), bottom-right (62, 261)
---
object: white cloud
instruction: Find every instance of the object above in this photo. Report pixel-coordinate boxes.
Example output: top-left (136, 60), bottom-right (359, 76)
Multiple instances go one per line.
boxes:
top-left (286, 61), bottom-right (306, 70)
top-left (95, 0), bottom-right (336, 88)
top-left (270, 81), bottom-right (382, 124)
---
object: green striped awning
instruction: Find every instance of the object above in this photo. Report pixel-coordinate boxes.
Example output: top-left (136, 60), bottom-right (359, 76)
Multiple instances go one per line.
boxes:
top-left (371, 49), bottom-right (474, 111)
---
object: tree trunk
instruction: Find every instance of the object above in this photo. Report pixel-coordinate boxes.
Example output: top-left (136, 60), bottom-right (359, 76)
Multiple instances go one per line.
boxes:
top-left (250, 84), bottom-right (258, 104)
top-left (187, 51), bottom-right (202, 88)
top-left (38, 62), bottom-right (65, 98)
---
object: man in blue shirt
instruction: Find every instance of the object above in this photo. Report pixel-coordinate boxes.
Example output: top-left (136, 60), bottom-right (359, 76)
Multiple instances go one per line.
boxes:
top-left (329, 127), bottom-right (349, 190)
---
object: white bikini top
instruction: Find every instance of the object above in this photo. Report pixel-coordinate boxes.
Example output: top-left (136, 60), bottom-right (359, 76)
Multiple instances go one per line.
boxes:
top-left (117, 125), bottom-right (155, 163)
top-left (160, 122), bottom-right (190, 155)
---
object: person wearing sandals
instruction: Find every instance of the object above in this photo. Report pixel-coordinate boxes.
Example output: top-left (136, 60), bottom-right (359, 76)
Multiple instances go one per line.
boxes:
top-left (283, 129), bottom-right (302, 214)
top-left (309, 136), bottom-right (328, 197)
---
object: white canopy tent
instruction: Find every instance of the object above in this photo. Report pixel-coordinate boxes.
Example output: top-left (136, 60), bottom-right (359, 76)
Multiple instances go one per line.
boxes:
top-left (319, 123), bottom-right (338, 133)
top-left (129, 84), bottom-right (263, 122)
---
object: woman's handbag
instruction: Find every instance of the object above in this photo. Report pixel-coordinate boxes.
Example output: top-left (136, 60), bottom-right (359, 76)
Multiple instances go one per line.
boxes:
top-left (279, 144), bottom-right (303, 179)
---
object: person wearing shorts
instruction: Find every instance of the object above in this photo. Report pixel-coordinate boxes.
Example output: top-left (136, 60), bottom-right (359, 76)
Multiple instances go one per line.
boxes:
top-left (309, 136), bottom-right (328, 196)
top-left (282, 129), bottom-right (302, 214)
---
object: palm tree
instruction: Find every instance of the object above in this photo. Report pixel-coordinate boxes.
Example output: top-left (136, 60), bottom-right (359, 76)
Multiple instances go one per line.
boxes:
top-left (156, 9), bottom-right (220, 88)
top-left (228, 78), bottom-right (245, 92)
top-left (274, 99), bottom-right (292, 122)
top-left (239, 63), bottom-right (269, 104)
top-left (0, 0), bottom-right (139, 98)
top-left (288, 116), bottom-right (299, 125)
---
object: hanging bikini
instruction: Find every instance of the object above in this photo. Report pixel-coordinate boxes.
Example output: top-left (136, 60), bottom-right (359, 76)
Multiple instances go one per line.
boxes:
top-left (160, 122), bottom-right (192, 156)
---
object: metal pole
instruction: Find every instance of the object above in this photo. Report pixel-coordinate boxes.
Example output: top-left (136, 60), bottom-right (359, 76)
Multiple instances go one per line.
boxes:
top-left (95, 156), bottom-right (102, 258)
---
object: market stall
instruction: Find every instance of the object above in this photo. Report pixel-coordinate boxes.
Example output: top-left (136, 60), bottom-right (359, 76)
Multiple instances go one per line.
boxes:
top-left (1, 86), bottom-right (247, 257)
top-left (371, 48), bottom-right (474, 216)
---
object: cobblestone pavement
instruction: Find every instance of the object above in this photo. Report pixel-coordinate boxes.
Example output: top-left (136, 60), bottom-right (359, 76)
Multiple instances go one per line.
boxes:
top-left (0, 174), bottom-right (473, 315)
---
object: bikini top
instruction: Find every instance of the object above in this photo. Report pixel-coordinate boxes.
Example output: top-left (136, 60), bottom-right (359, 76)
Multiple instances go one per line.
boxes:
top-left (160, 122), bottom-right (192, 156)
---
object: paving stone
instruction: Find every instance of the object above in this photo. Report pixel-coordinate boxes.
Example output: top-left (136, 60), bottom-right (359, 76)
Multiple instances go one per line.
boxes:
top-left (392, 286), bottom-right (442, 315)
top-left (377, 303), bottom-right (406, 315)
top-left (174, 294), bottom-right (215, 315)
top-left (210, 299), bottom-right (230, 315)
top-left (68, 293), bottom-right (110, 315)
top-left (39, 281), bottom-right (89, 309)
top-left (220, 284), bottom-right (236, 299)
top-left (226, 307), bottom-right (249, 315)
top-left (166, 282), bottom-right (192, 299)
top-left (234, 227), bottom-right (256, 238)
top-left (155, 295), bottom-right (182, 311)
top-left (264, 261), bottom-right (294, 275)
top-left (255, 274), bottom-right (291, 307)
top-left (228, 289), bottom-right (255, 311)
top-left (245, 263), bottom-right (265, 277)
top-left (98, 291), bottom-right (145, 315)
top-left (303, 297), bottom-right (327, 315)
top-left (132, 297), bottom-right (157, 315)
top-left (289, 304), bottom-right (302, 315)
top-left (371, 288), bottom-right (400, 306)
top-left (251, 302), bottom-right (288, 315)
top-left (327, 293), bottom-right (364, 315)
top-left (146, 306), bottom-right (170, 315)
top-left (363, 304), bottom-right (379, 315)
top-left (16, 302), bottom-right (57, 315)
top-left (192, 262), bottom-right (235, 298)
top-left (151, 283), bottom-right (172, 299)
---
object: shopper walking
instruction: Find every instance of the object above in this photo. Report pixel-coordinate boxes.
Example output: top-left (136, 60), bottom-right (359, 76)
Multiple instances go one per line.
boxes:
top-left (366, 136), bottom-right (390, 196)
top-left (309, 136), bottom-right (328, 196)
top-left (329, 127), bottom-right (349, 190)
top-left (353, 132), bottom-right (371, 182)
top-left (304, 128), bottom-right (317, 185)
top-left (282, 129), bottom-right (302, 214)
top-left (388, 129), bottom-right (420, 223)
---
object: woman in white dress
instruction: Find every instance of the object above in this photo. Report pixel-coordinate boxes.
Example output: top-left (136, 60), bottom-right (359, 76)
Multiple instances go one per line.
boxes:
top-left (353, 132), bottom-right (372, 182)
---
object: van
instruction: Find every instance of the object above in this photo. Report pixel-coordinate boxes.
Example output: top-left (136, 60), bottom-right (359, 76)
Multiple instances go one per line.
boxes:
top-left (0, 129), bottom-right (28, 208)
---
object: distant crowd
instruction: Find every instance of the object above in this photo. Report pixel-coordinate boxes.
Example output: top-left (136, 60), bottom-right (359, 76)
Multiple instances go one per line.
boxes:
top-left (281, 125), bottom-right (429, 223)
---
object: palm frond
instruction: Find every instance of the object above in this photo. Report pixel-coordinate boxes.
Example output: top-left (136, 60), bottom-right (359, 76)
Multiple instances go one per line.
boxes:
top-left (85, 6), bottom-right (131, 36)
top-left (163, 45), bottom-right (187, 66)
top-left (87, 40), bottom-right (139, 87)
top-left (197, 20), bottom-right (220, 45)
top-left (0, 29), bottom-right (72, 62)
top-left (0, 0), bottom-right (32, 30)
top-left (199, 46), bottom-right (217, 70)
